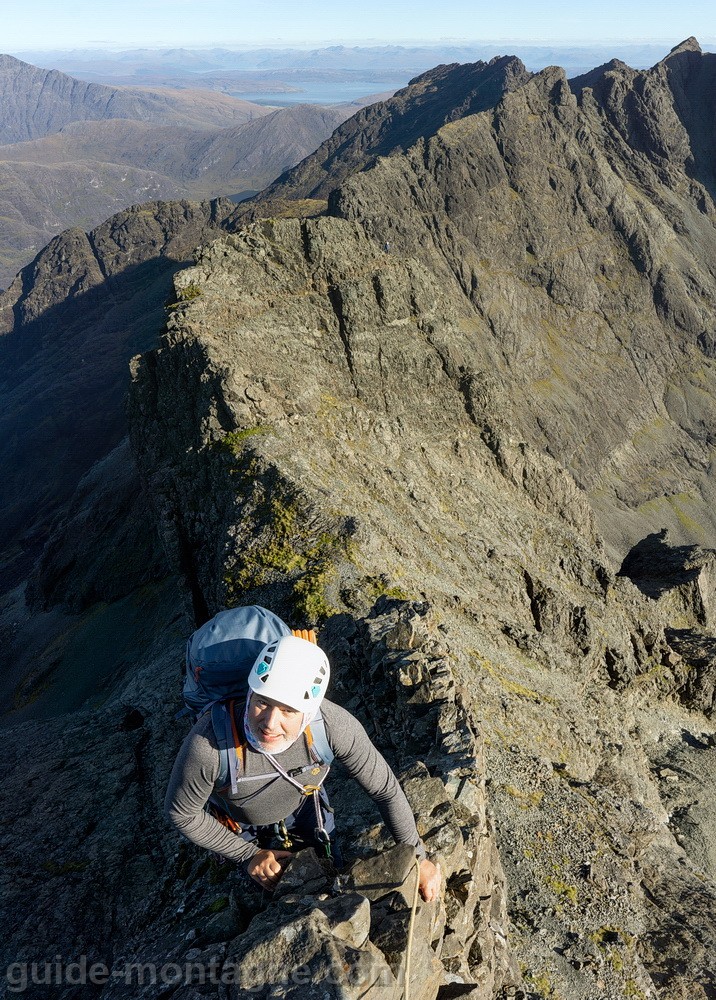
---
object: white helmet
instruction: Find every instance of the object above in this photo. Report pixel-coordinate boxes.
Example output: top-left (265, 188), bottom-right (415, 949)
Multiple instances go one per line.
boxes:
top-left (247, 634), bottom-right (330, 714)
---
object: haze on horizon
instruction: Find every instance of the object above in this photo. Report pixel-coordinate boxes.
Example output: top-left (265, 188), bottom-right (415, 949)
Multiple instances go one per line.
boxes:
top-left (5, 0), bottom-right (715, 51)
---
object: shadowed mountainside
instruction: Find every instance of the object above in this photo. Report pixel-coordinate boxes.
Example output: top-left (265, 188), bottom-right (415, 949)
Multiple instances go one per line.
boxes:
top-left (0, 198), bottom-right (237, 590)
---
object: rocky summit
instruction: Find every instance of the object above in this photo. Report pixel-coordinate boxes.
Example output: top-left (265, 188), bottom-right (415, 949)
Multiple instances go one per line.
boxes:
top-left (1, 41), bottom-right (716, 1000)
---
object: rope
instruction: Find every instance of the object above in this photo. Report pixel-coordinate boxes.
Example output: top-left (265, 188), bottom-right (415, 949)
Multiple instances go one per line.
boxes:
top-left (403, 857), bottom-right (421, 1000)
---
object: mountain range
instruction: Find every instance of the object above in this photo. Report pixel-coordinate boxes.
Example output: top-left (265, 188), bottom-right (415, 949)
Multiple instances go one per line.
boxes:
top-left (0, 54), bottom-right (355, 288)
top-left (1, 38), bottom-right (715, 1000)
top-left (0, 53), bottom-right (270, 142)
top-left (15, 41), bottom-right (715, 80)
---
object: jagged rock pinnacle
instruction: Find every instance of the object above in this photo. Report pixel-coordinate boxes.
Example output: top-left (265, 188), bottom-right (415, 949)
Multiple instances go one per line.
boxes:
top-left (669, 36), bottom-right (702, 54)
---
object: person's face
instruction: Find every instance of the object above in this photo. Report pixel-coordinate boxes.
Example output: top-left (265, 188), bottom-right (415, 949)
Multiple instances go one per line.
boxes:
top-left (248, 693), bottom-right (304, 750)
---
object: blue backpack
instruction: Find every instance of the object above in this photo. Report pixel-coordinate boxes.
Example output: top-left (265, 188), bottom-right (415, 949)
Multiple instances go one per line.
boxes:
top-left (180, 605), bottom-right (334, 791)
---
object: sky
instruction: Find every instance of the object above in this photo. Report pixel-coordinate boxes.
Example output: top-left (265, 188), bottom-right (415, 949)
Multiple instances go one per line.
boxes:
top-left (4, 0), bottom-right (715, 51)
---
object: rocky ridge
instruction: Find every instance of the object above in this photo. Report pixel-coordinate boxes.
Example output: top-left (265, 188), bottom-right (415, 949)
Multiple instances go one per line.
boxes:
top-left (238, 56), bottom-right (532, 217)
top-left (325, 39), bottom-right (716, 557)
top-left (233, 39), bottom-right (716, 558)
top-left (126, 216), bottom-right (716, 997)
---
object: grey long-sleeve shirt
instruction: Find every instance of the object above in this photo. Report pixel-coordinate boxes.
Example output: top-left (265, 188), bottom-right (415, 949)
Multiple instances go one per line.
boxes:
top-left (164, 698), bottom-right (425, 865)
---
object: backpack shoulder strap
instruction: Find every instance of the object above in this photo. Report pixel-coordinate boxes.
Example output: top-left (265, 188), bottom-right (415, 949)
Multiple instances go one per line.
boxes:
top-left (305, 710), bottom-right (334, 767)
top-left (211, 701), bottom-right (246, 793)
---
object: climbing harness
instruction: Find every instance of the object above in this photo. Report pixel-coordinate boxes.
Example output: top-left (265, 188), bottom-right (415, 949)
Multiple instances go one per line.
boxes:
top-left (261, 748), bottom-right (334, 860)
top-left (208, 696), bottom-right (335, 860)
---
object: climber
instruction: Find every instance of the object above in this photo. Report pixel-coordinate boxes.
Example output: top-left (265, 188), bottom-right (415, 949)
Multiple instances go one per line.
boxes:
top-left (164, 634), bottom-right (441, 900)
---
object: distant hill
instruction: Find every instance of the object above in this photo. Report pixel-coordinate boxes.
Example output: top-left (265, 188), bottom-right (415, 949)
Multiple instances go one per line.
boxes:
top-left (0, 54), bottom-right (353, 288)
top-left (14, 41), bottom-right (716, 80)
top-left (0, 53), bottom-right (271, 143)
top-left (0, 105), bottom-right (352, 190)
top-left (0, 160), bottom-right (185, 285)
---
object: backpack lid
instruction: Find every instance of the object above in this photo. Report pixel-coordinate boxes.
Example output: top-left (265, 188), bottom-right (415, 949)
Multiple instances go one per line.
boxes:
top-left (183, 605), bottom-right (291, 715)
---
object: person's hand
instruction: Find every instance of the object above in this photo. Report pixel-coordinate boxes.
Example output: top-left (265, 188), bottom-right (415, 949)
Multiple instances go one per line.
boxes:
top-left (246, 849), bottom-right (293, 889)
top-left (418, 858), bottom-right (441, 902)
